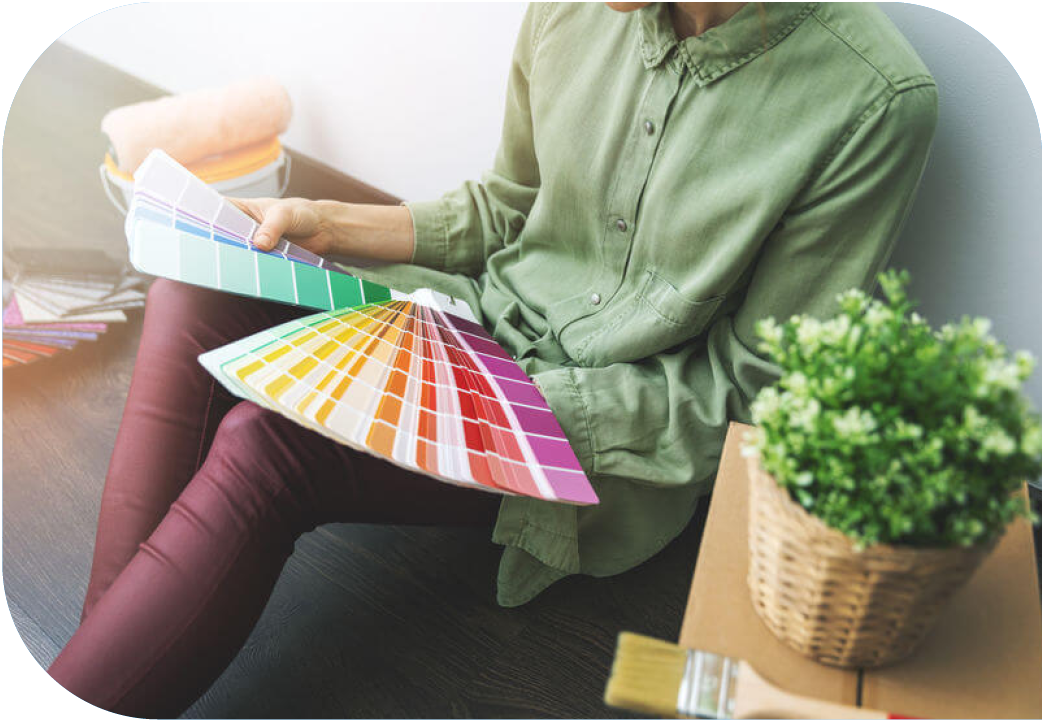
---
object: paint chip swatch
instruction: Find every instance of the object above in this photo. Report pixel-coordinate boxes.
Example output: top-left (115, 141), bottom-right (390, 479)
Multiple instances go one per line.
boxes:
top-left (199, 301), bottom-right (596, 504)
top-left (129, 150), bottom-right (598, 505)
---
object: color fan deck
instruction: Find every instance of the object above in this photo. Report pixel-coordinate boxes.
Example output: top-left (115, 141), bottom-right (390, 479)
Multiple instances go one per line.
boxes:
top-left (125, 150), bottom-right (597, 505)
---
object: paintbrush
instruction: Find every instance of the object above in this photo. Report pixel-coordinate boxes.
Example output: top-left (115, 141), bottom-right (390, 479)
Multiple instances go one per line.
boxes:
top-left (604, 632), bottom-right (915, 719)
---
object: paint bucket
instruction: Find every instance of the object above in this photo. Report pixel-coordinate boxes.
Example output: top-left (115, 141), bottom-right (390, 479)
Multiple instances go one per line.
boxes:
top-left (100, 136), bottom-right (291, 216)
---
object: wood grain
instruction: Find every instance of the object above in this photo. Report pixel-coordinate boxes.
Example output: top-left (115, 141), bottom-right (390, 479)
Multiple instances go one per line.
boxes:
top-left (3, 41), bottom-right (709, 718)
top-left (679, 425), bottom-right (859, 706)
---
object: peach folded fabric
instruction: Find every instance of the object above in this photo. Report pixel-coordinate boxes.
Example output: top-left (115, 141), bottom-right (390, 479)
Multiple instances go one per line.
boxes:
top-left (102, 76), bottom-right (292, 174)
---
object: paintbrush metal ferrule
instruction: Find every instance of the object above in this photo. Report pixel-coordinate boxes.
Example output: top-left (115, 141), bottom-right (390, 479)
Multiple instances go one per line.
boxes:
top-left (676, 647), bottom-right (739, 718)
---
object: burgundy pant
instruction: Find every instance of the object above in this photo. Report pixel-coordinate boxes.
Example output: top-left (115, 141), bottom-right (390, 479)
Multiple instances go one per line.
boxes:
top-left (47, 279), bottom-right (500, 718)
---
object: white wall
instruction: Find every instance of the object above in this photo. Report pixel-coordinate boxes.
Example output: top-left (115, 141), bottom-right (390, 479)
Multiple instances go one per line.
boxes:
top-left (63, 2), bottom-right (1042, 418)
top-left (880, 3), bottom-right (1042, 415)
top-left (62, 2), bottom-right (527, 201)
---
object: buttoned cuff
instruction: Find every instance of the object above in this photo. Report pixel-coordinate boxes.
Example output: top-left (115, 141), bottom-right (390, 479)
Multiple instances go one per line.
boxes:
top-left (404, 199), bottom-right (450, 270)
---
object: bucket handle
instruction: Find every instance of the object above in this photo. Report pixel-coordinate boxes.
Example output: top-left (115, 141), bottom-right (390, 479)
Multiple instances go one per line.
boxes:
top-left (276, 153), bottom-right (292, 198)
top-left (99, 163), bottom-right (128, 216)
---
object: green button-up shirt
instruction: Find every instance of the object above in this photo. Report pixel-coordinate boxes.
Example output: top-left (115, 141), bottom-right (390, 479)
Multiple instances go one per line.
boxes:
top-left (350, 2), bottom-right (937, 606)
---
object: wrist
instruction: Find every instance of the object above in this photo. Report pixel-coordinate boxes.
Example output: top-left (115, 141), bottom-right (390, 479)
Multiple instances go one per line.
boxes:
top-left (311, 200), bottom-right (351, 256)
top-left (313, 200), bottom-right (414, 262)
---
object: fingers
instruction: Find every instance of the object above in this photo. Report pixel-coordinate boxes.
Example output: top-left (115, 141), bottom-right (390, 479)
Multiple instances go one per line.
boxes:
top-left (227, 197), bottom-right (252, 218)
top-left (228, 197), bottom-right (268, 223)
top-left (227, 197), bottom-right (290, 251)
top-left (253, 202), bottom-right (298, 251)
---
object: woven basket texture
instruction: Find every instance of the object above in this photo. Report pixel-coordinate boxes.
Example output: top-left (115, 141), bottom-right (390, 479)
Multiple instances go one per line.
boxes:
top-left (745, 454), bottom-right (996, 668)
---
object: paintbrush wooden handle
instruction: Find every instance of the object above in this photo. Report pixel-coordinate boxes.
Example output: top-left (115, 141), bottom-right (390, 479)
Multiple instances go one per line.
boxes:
top-left (732, 661), bottom-right (910, 719)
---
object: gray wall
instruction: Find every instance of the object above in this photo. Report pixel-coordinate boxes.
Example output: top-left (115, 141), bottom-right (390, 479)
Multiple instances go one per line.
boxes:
top-left (881, 4), bottom-right (1042, 428)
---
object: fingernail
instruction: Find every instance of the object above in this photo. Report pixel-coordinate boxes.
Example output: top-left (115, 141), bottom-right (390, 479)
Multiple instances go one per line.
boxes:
top-left (255, 232), bottom-right (268, 248)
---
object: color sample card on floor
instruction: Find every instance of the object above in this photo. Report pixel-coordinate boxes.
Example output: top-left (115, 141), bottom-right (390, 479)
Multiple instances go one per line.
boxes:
top-left (130, 149), bottom-right (598, 506)
top-left (3, 296), bottom-right (109, 331)
top-left (2, 331), bottom-right (79, 348)
top-left (12, 291), bottom-right (127, 324)
top-left (3, 244), bottom-right (144, 326)
top-left (1, 250), bottom-right (141, 370)
top-left (15, 281), bottom-right (145, 316)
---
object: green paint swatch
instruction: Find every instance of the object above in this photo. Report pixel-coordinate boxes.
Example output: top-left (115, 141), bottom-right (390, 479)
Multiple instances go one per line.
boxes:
top-left (329, 271), bottom-right (364, 308)
top-left (256, 252), bottom-right (297, 304)
top-left (132, 221), bottom-right (181, 279)
top-left (362, 279), bottom-right (392, 303)
top-left (293, 263), bottom-right (332, 310)
top-left (218, 242), bottom-right (256, 296)
top-left (179, 234), bottom-right (218, 288)
top-left (130, 220), bottom-right (381, 313)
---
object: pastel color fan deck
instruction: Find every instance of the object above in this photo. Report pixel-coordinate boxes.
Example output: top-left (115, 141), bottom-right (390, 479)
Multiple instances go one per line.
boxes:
top-left (125, 150), bottom-right (598, 506)
top-left (126, 152), bottom-right (393, 313)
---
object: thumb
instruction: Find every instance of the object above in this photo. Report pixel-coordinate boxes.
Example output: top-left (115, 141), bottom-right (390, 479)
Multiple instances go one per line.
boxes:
top-left (253, 203), bottom-right (295, 251)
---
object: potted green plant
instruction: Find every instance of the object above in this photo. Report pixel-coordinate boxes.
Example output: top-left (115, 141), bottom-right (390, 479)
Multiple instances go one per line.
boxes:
top-left (743, 270), bottom-right (1042, 668)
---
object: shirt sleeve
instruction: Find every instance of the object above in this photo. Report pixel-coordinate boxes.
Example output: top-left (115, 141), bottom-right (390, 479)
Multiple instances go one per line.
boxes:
top-left (404, 4), bottom-right (548, 276)
top-left (532, 83), bottom-right (939, 489)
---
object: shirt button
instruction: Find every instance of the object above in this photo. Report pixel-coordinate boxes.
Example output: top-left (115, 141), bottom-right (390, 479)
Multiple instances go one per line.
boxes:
top-left (590, 292), bottom-right (602, 305)
top-left (643, 120), bottom-right (655, 135)
top-left (616, 218), bottom-right (628, 232)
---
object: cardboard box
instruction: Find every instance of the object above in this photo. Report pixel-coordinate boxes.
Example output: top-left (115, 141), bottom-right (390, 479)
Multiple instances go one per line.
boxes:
top-left (679, 423), bottom-right (1042, 718)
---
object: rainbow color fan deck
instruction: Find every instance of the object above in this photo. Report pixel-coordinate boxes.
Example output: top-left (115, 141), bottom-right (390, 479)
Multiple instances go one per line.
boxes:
top-left (125, 150), bottom-right (598, 505)
top-left (199, 300), bottom-right (596, 503)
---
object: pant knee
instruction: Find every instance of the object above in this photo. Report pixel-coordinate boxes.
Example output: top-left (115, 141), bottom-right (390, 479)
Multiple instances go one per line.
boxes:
top-left (213, 400), bottom-right (281, 441)
top-left (201, 403), bottom-right (322, 530)
top-left (207, 403), bottom-right (288, 474)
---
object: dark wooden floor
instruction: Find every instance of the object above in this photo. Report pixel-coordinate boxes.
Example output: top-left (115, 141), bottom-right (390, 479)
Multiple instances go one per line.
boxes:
top-left (3, 43), bottom-right (709, 718)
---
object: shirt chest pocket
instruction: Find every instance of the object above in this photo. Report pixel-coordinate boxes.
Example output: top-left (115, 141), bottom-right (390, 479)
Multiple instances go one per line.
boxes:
top-left (578, 270), bottom-right (726, 366)
top-left (636, 270), bottom-right (725, 332)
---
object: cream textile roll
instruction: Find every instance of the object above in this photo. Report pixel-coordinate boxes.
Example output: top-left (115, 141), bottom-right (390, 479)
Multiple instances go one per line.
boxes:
top-left (101, 76), bottom-right (292, 174)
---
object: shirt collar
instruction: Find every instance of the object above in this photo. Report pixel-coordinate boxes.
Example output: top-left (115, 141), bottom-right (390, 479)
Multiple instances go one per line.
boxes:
top-left (638, 2), bottom-right (817, 85)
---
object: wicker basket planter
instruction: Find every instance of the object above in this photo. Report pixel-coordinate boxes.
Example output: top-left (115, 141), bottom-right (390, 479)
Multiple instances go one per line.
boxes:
top-left (745, 453), bottom-right (998, 668)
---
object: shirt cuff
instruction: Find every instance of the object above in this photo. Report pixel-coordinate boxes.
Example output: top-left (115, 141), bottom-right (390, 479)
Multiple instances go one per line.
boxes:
top-left (403, 198), bottom-right (449, 270)
top-left (495, 545), bottom-right (571, 607)
top-left (533, 367), bottom-right (595, 475)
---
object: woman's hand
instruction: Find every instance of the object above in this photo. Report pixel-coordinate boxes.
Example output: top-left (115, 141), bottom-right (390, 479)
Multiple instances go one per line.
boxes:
top-left (229, 197), bottom-right (416, 263)
top-left (230, 197), bottom-right (334, 255)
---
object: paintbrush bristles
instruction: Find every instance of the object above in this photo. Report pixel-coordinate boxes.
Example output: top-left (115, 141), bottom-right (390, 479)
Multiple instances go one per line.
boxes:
top-left (604, 632), bottom-right (690, 719)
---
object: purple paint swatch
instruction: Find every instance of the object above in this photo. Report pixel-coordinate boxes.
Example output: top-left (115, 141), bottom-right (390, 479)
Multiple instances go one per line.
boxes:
top-left (498, 377), bottom-right (545, 406)
top-left (543, 468), bottom-right (598, 504)
top-left (444, 312), bottom-right (491, 340)
top-left (476, 354), bottom-right (530, 383)
top-left (514, 404), bottom-right (566, 438)
top-left (528, 435), bottom-right (584, 472)
top-left (461, 333), bottom-right (513, 361)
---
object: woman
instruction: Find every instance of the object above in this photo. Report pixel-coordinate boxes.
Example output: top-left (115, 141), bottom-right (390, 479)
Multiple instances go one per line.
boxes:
top-left (48, 2), bottom-right (937, 716)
